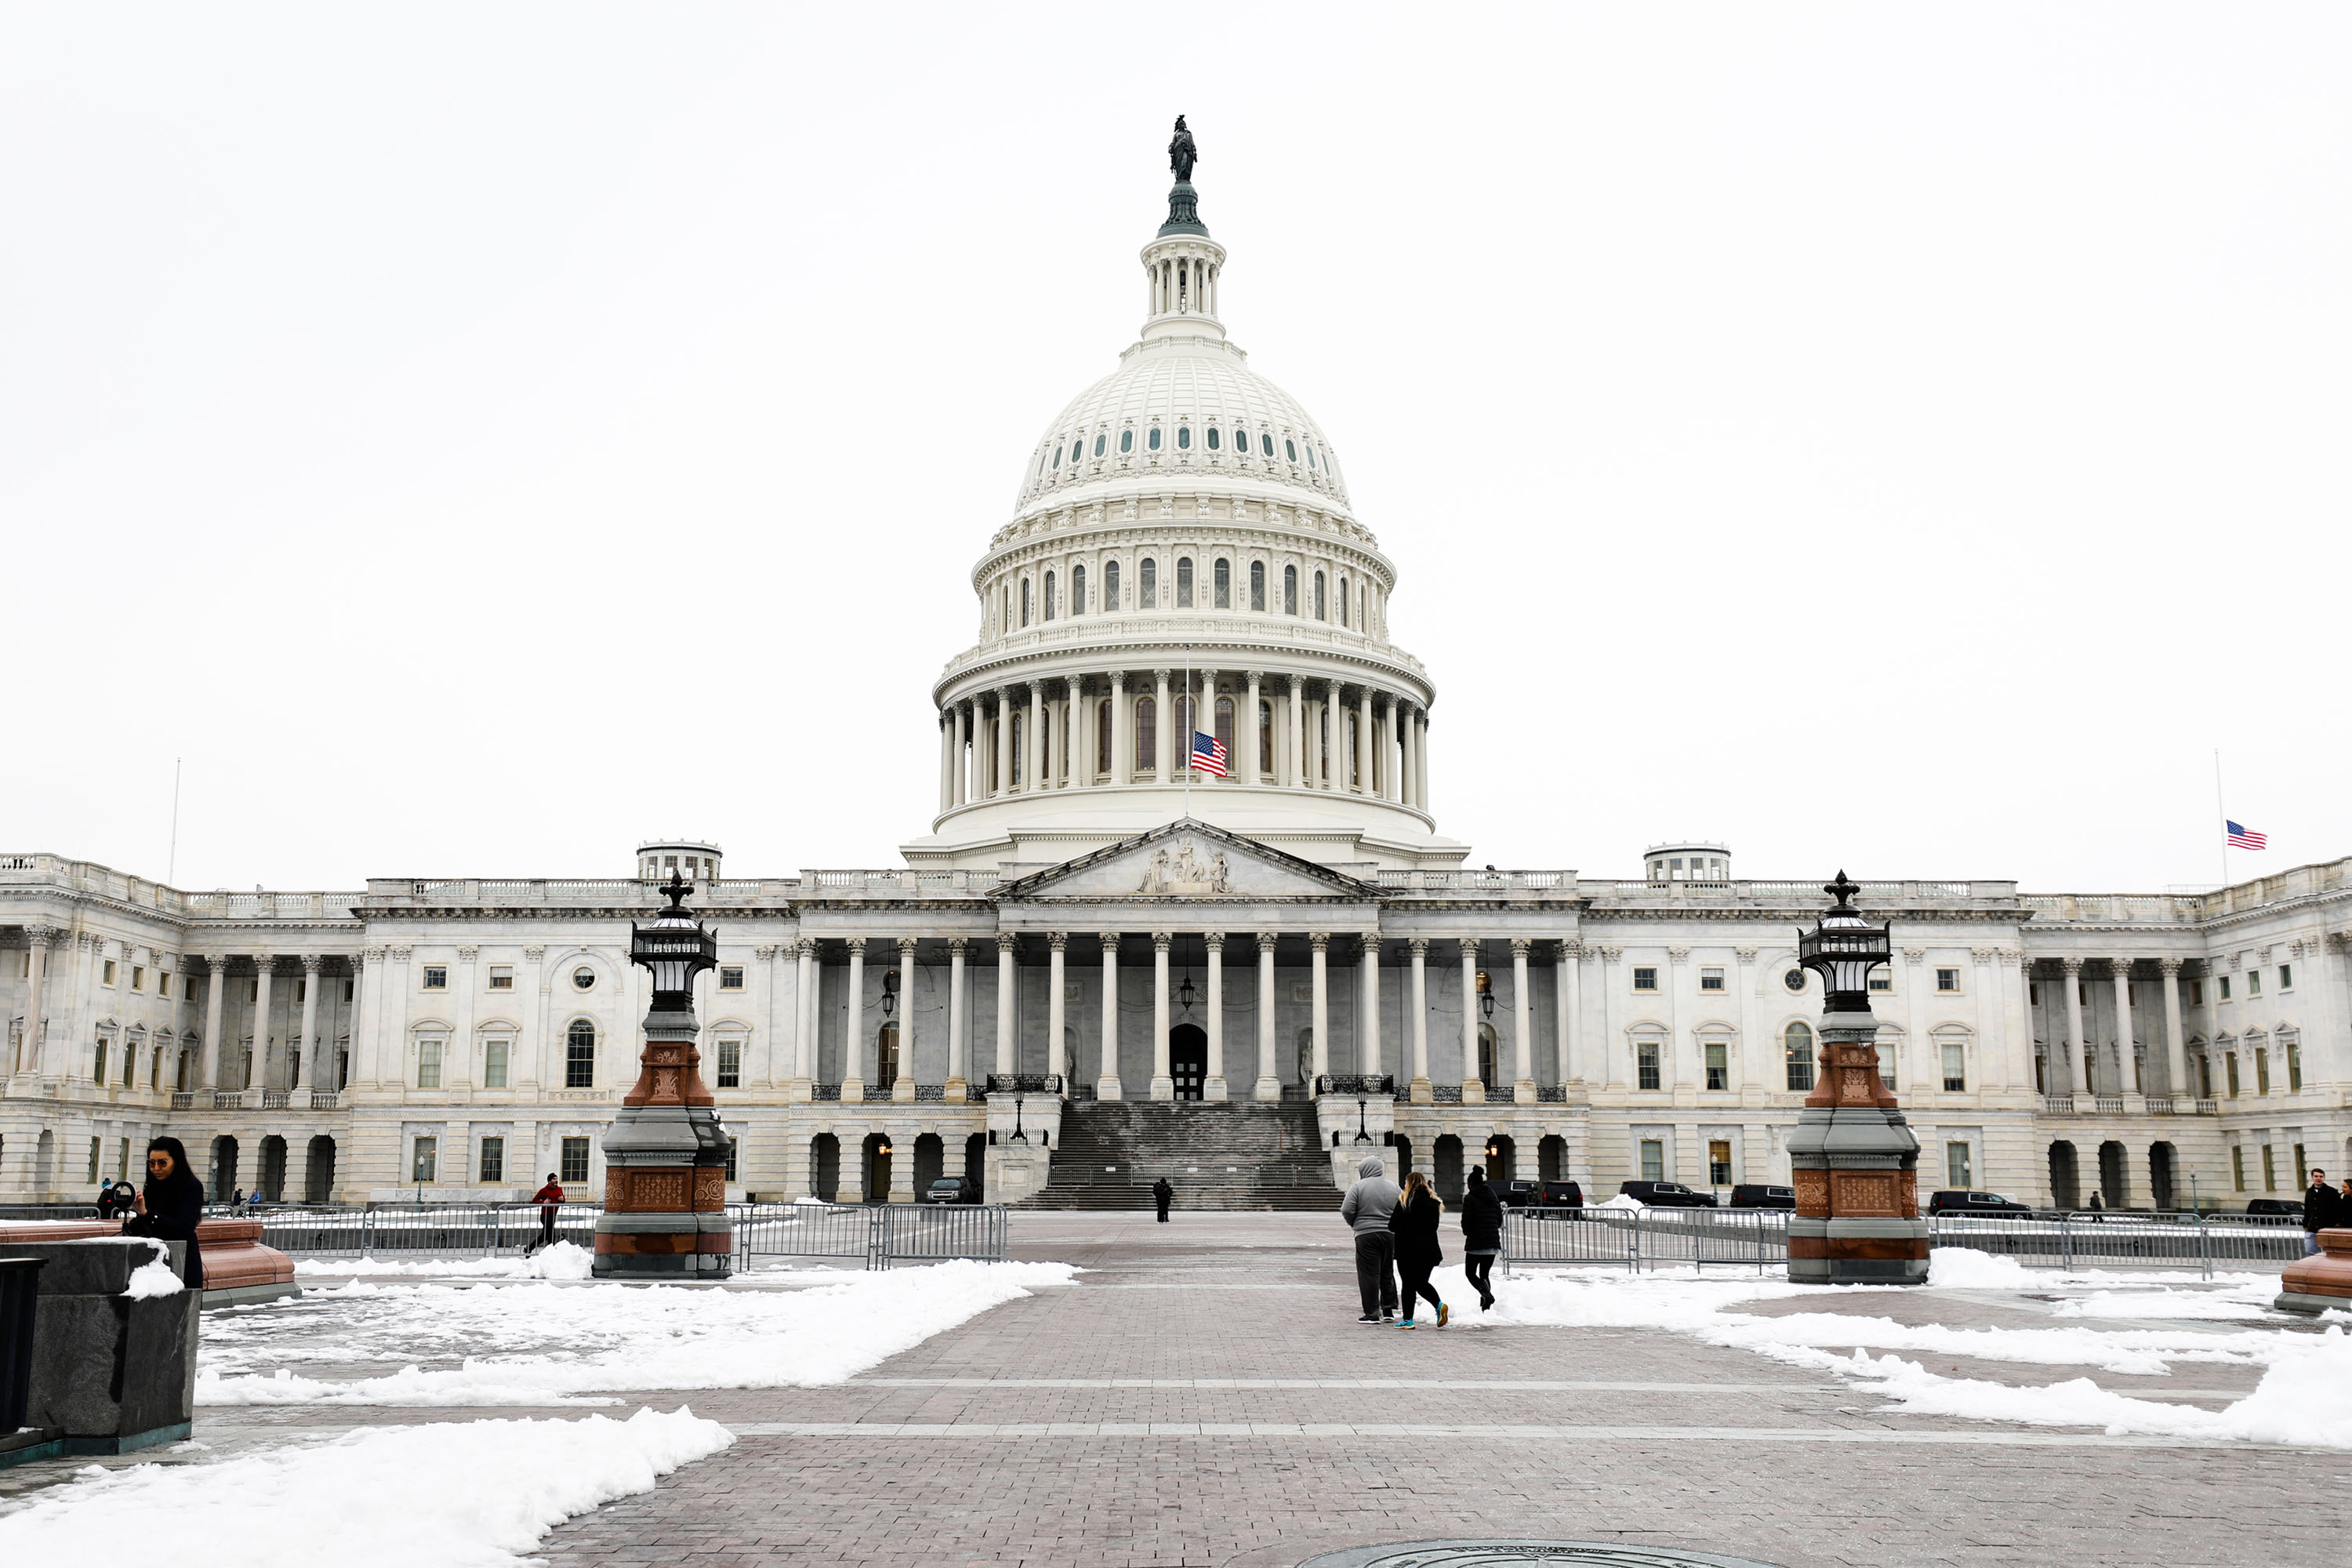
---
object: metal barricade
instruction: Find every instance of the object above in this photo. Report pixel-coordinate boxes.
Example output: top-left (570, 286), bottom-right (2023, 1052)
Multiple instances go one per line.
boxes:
top-left (733, 1202), bottom-right (1009, 1270)
top-left (1500, 1207), bottom-right (1785, 1275)
top-left (1926, 1210), bottom-right (2307, 1279)
top-left (245, 1203), bottom-right (600, 1260)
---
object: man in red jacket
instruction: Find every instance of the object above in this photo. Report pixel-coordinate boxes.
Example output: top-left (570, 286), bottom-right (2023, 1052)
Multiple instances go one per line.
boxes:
top-left (528, 1174), bottom-right (564, 1253)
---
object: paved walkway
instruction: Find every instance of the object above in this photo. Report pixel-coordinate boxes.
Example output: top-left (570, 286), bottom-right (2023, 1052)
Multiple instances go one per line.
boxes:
top-left (504, 1212), bottom-right (2340, 1568)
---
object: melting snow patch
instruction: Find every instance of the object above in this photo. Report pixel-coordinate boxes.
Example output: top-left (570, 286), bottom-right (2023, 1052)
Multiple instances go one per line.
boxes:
top-left (122, 1239), bottom-right (184, 1298)
top-left (0, 1406), bottom-right (731, 1565)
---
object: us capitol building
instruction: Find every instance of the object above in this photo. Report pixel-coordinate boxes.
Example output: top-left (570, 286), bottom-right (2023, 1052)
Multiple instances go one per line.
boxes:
top-left (5, 136), bottom-right (2348, 1214)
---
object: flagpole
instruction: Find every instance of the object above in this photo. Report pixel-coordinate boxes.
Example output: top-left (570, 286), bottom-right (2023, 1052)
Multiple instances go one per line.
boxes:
top-left (2213, 750), bottom-right (2229, 890)
top-left (1182, 644), bottom-right (1192, 819)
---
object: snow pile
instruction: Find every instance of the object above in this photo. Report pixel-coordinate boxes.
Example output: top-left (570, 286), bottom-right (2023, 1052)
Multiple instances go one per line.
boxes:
top-left (199, 1259), bottom-right (1074, 1406)
top-left (1925, 1247), bottom-right (2037, 1288)
top-left (1593, 1193), bottom-right (1645, 1210)
top-left (122, 1239), bottom-right (184, 1299)
top-left (523, 1241), bottom-right (596, 1280)
top-left (293, 1242), bottom-right (595, 1281)
top-left (0, 1406), bottom-right (729, 1565)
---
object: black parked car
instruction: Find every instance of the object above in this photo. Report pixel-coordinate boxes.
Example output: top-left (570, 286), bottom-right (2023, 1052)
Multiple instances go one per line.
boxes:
top-left (1728, 1184), bottom-right (1796, 1211)
top-left (1927, 1190), bottom-right (2033, 1216)
top-left (1618, 1181), bottom-right (1715, 1209)
top-left (1537, 1180), bottom-right (1586, 1210)
top-left (2245, 1198), bottom-right (2301, 1218)
top-left (1499, 1179), bottom-right (1543, 1207)
top-left (923, 1177), bottom-right (980, 1204)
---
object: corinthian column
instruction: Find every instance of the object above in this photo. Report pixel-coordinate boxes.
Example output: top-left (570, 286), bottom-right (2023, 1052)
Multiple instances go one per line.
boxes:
top-left (2159, 957), bottom-right (2188, 1100)
top-left (297, 953), bottom-right (323, 1100)
top-left (1098, 932), bottom-right (1123, 1100)
top-left (1510, 937), bottom-right (1534, 1103)
top-left (842, 939), bottom-right (867, 1100)
top-left (1204, 932), bottom-right (1228, 1099)
top-left (1408, 938), bottom-right (1431, 1102)
top-left (1254, 932), bottom-right (1280, 1102)
top-left (894, 936), bottom-right (920, 1102)
top-left (1068, 676), bottom-right (1087, 789)
top-left (1287, 674), bottom-right (1305, 787)
top-left (16, 928), bottom-right (52, 1083)
top-left (1047, 932), bottom-right (1067, 1087)
top-left (995, 934), bottom-right (1018, 1080)
top-left (1243, 670), bottom-right (1262, 783)
top-left (2059, 956), bottom-right (2085, 1097)
top-left (1308, 932), bottom-right (1330, 1087)
top-left (1459, 938), bottom-right (1483, 1104)
top-left (1150, 932), bottom-right (1174, 1100)
top-left (250, 956), bottom-right (275, 1091)
top-left (1110, 671), bottom-right (1130, 786)
top-left (946, 938), bottom-right (968, 1102)
top-left (1356, 687), bottom-right (1374, 795)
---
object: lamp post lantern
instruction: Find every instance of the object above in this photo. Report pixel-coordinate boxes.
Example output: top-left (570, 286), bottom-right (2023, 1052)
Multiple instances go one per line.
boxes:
top-left (593, 872), bottom-right (734, 1279)
top-left (1785, 871), bottom-right (1927, 1285)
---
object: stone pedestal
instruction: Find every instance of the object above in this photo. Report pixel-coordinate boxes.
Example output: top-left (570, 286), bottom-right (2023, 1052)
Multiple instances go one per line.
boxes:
top-left (1787, 1005), bottom-right (1929, 1286)
top-left (0, 1237), bottom-right (199, 1457)
top-left (2275, 1226), bottom-right (2352, 1313)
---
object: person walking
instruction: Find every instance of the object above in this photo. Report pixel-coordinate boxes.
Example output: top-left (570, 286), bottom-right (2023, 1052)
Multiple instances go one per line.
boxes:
top-left (1152, 1176), bottom-right (1174, 1223)
top-left (2303, 1168), bottom-right (2337, 1256)
top-left (1388, 1170), bottom-right (1448, 1329)
top-left (121, 1135), bottom-right (207, 1289)
top-left (1460, 1165), bottom-right (1504, 1312)
top-left (528, 1173), bottom-right (564, 1253)
top-left (1339, 1154), bottom-right (1400, 1323)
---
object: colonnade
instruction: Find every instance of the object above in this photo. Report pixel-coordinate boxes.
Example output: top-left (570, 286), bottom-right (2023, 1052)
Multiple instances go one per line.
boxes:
top-left (2038, 956), bottom-right (2193, 1102)
top-left (938, 669), bottom-right (1430, 813)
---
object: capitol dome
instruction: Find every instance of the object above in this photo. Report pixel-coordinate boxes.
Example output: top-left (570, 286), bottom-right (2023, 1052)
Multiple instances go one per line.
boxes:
top-left (902, 148), bottom-right (1465, 875)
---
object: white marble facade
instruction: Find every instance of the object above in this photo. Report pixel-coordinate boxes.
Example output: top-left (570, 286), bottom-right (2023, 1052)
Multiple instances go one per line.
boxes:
top-left (6, 172), bottom-right (2350, 1210)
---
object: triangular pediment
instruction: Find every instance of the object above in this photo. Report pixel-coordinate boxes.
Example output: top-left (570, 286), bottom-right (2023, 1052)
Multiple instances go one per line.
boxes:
top-left (996, 818), bottom-right (1374, 902)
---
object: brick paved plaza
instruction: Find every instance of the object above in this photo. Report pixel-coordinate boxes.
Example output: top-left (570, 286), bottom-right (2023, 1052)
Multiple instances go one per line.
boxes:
top-left (155, 1213), bottom-right (2342, 1567)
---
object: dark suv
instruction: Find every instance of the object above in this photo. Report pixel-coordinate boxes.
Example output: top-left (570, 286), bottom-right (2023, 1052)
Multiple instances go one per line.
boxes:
top-left (1537, 1180), bottom-right (1585, 1210)
top-left (1498, 1179), bottom-right (1543, 1207)
top-left (923, 1177), bottom-right (979, 1204)
top-left (1618, 1181), bottom-right (1715, 1209)
top-left (1927, 1189), bottom-right (2032, 1216)
top-left (1728, 1184), bottom-right (1796, 1210)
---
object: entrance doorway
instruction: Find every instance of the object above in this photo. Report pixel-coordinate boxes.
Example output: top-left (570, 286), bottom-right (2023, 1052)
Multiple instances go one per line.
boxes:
top-left (1169, 1024), bottom-right (1207, 1100)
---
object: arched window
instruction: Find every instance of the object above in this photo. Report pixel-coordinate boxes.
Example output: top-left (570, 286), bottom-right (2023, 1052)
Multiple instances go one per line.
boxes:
top-left (1338, 575), bottom-right (1349, 626)
top-left (1120, 429), bottom-right (1134, 453)
top-left (1149, 426), bottom-right (1162, 451)
top-left (1285, 437), bottom-right (1298, 463)
top-left (1258, 700), bottom-right (1274, 775)
top-left (1206, 426), bottom-right (1220, 450)
top-left (1135, 695), bottom-right (1157, 772)
top-left (1213, 557), bottom-right (1230, 608)
top-left (1232, 427), bottom-right (1246, 452)
top-left (1105, 559), bottom-right (1120, 608)
top-left (1215, 695), bottom-right (1235, 757)
top-left (1783, 1022), bottom-right (1816, 1093)
top-left (1011, 713), bottom-right (1024, 786)
top-left (1096, 699), bottom-right (1112, 775)
top-left (1177, 425), bottom-right (1191, 450)
top-left (1249, 561), bottom-right (1265, 611)
top-left (1348, 713), bottom-right (1360, 786)
top-left (1314, 571), bottom-right (1327, 620)
top-left (1092, 433), bottom-right (1105, 457)
top-left (1307, 445), bottom-right (1317, 469)
top-left (1283, 564), bottom-right (1298, 615)
top-left (1051, 445), bottom-right (1062, 470)
top-left (1140, 557), bottom-right (1157, 608)
top-left (1176, 557), bottom-right (1194, 607)
top-left (1071, 439), bottom-right (1083, 464)
top-left (1043, 570), bottom-right (1057, 620)
top-left (1261, 433), bottom-right (1274, 457)
top-left (1020, 578), bottom-right (1031, 626)
top-left (1174, 691), bottom-right (1196, 749)
top-left (1072, 563), bottom-right (1087, 614)
top-left (566, 1019), bottom-right (597, 1088)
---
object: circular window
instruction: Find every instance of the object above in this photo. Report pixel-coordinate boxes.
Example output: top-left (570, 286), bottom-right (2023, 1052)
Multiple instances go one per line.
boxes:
top-left (1782, 969), bottom-right (1805, 993)
top-left (572, 967), bottom-right (597, 991)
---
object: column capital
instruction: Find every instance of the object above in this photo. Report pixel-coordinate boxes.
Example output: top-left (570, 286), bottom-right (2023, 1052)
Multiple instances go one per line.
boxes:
top-left (356, 947), bottom-right (382, 968)
top-left (898, 935), bottom-right (921, 956)
top-left (1457, 937), bottom-right (1479, 959)
top-left (1243, 669), bottom-right (1263, 684)
top-left (1109, 669), bottom-right (1127, 689)
top-left (299, 953), bottom-right (325, 973)
top-left (521, 946), bottom-right (546, 963)
top-left (946, 936), bottom-right (969, 956)
top-left (1258, 931), bottom-right (1280, 955)
top-left (1202, 931), bottom-right (1227, 950)
top-left (753, 945), bottom-right (779, 961)
top-left (2060, 956), bottom-right (2084, 975)
top-left (1047, 931), bottom-right (1069, 953)
top-left (1969, 946), bottom-right (1998, 964)
top-left (1407, 937), bottom-right (1429, 957)
top-left (1508, 937), bottom-right (1532, 956)
top-left (1151, 931), bottom-right (1174, 952)
top-left (1666, 946), bottom-right (1689, 964)
top-left (24, 924), bottom-right (57, 950)
top-left (996, 933), bottom-right (1022, 956)
top-left (1732, 946), bottom-right (1756, 963)
top-left (1597, 945), bottom-right (1622, 964)
top-left (2109, 957), bottom-right (2136, 977)
top-left (251, 953), bottom-right (278, 974)
top-left (796, 937), bottom-right (820, 959)
top-left (2157, 956), bottom-right (2184, 976)
top-left (1152, 668), bottom-right (1171, 682)
top-left (1101, 931), bottom-right (1121, 956)
top-left (1901, 946), bottom-right (1927, 962)
top-left (1308, 931), bottom-right (1330, 953)
top-left (2003, 949), bottom-right (2028, 971)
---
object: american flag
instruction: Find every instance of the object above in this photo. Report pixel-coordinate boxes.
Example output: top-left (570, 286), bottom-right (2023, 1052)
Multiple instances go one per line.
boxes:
top-left (2227, 820), bottom-right (2267, 851)
top-left (1189, 730), bottom-right (1229, 778)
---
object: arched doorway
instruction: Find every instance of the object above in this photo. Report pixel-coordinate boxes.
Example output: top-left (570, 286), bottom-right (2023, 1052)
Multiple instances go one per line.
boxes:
top-left (212, 1134), bottom-right (240, 1200)
top-left (34, 1129), bottom-right (56, 1196)
top-left (2047, 1140), bottom-right (2079, 1210)
top-left (304, 1136), bottom-right (336, 1203)
top-left (2149, 1142), bottom-right (2176, 1212)
top-left (863, 1133), bottom-right (892, 1203)
top-left (811, 1134), bottom-right (840, 1203)
top-left (913, 1133), bottom-right (945, 1195)
top-left (257, 1135), bottom-right (288, 1202)
top-left (964, 1132), bottom-right (987, 1199)
top-left (2097, 1140), bottom-right (2129, 1209)
top-left (1538, 1134), bottom-right (1566, 1183)
top-left (1483, 1133), bottom-right (1515, 1186)
top-left (1433, 1134), bottom-right (1465, 1203)
top-left (1169, 1024), bottom-right (1207, 1100)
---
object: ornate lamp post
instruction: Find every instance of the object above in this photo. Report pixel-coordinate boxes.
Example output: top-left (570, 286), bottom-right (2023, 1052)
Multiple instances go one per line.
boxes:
top-left (593, 873), bottom-right (734, 1279)
top-left (1786, 871), bottom-right (1928, 1286)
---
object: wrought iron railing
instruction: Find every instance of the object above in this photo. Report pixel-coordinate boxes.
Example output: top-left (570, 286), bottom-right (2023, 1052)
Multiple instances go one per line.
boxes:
top-left (1535, 1085), bottom-right (1567, 1102)
top-left (1315, 1074), bottom-right (1395, 1096)
top-left (811, 1083), bottom-right (842, 1102)
top-left (985, 1073), bottom-right (1063, 1094)
top-left (860, 1083), bottom-right (895, 1102)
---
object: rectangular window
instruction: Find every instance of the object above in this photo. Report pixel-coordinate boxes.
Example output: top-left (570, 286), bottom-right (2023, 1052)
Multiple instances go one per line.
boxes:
top-left (131, 965), bottom-right (144, 991)
top-left (1869, 971), bottom-right (1893, 993)
top-left (479, 1135), bottom-right (505, 1183)
top-left (1639, 1139), bottom-right (1664, 1183)
top-left (102, 960), bottom-right (117, 986)
top-left (2279, 963), bottom-right (2293, 991)
top-left (488, 965), bottom-right (514, 990)
top-left (1936, 967), bottom-right (1959, 993)
top-left (2293, 1142), bottom-right (2307, 1185)
top-left (158, 973), bottom-right (171, 998)
top-left (566, 1036), bottom-right (595, 1089)
top-left (2288, 1040), bottom-right (2302, 1092)
top-left (2218, 975), bottom-right (2231, 1001)
top-left (717, 1038), bottom-right (742, 1088)
top-left (1704, 1040), bottom-right (1727, 1092)
top-left (484, 1040), bottom-right (510, 1089)
top-left (1876, 1043), bottom-right (1897, 1091)
top-left (1785, 1040), bottom-right (1815, 1093)
top-left (1632, 967), bottom-right (1657, 992)
top-left (2261, 1144), bottom-right (2278, 1191)
top-left (1637, 1040), bottom-right (1661, 1091)
top-left (725, 1137), bottom-right (740, 1182)
top-left (418, 1040), bottom-right (443, 1089)
top-left (561, 1136), bottom-right (590, 1185)
top-left (1942, 1042), bottom-right (1966, 1091)
top-left (423, 966), bottom-right (448, 990)
top-left (2248, 970), bottom-right (2262, 997)
top-left (1947, 1142), bottom-right (1973, 1189)
top-left (719, 965), bottom-right (745, 990)
top-left (2254, 1047), bottom-right (2270, 1094)
top-left (2231, 1145), bottom-right (2246, 1191)
top-left (93, 1040), bottom-right (109, 1083)
top-left (1708, 1139), bottom-right (1732, 1187)
top-left (1699, 967), bottom-right (1724, 992)
top-left (2226, 1052), bottom-right (2240, 1097)
top-left (2189, 980), bottom-right (2202, 1006)
top-left (412, 1136), bottom-right (437, 1183)
top-left (87, 1136), bottom-right (101, 1184)
top-left (117, 1138), bottom-right (130, 1180)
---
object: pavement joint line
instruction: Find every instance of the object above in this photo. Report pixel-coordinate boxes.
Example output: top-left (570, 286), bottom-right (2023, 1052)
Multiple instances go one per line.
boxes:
top-left (845, 1377), bottom-right (1849, 1392)
top-left (714, 1420), bottom-right (2322, 1451)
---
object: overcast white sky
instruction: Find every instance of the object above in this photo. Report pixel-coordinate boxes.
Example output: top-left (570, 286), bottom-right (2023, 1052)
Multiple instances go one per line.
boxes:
top-left (2, 4), bottom-right (2345, 894)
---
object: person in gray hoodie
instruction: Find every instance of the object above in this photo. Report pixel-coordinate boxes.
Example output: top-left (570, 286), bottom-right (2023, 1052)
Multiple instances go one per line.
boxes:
top-left (1339, 1154), bottom-right (1401, 1323)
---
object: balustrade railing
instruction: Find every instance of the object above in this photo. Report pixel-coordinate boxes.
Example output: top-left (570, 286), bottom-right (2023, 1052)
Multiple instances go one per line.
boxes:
top-left (985, 1073), bottom-right (1063, 1095)
top-left (1315, 1074), bottom-right (1394, 1096)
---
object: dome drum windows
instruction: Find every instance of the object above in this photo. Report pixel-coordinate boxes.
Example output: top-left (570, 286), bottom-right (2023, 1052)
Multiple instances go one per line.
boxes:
top-left (1092, 434), bottom-right (1105, 458)
top-left (1148, 427), bottom-right (1162, 452)
top-left (1120, 429), bottom-right (1134, 454)
top-left (1249, 560), bottom-right (1265, 612)
top-left (1206, 426), bottom-right (1220, 451)
top-left (1261, 434), bottom-right (1274, 458)
top-left (1043, 571), bottom-right (1057, 621)
top-left (1213, 557), bottom-right (1230, 608)
top-left (1071, 563), bottom-right (1087, 615)
top-left (1105, 559), bottom-right (1121, 608)
top-left (1313, 570), bottom-right (1327, 621)
top-left (1140, 557), bottom-right (1157, 608)
top-left (1285, 438), bottom-right (1298, 463)
top-left (1020, 578), bottom-right (1032, 627)
top-left (1176, 557), bottom-right (1194, 608)
top-left (1176, 426), bottom-right (1191, 451)
top-left (1134, 695), bottom-right (1157, 774)
top-left (1283, 564), bottom-right (1298, 615)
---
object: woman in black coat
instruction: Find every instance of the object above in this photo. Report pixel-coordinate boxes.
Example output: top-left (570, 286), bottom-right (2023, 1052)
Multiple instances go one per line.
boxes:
top-left (1459, 1166), bottom-right (1504, 1312)
top-left (120, 1135), bottom-right (206, 1289)
top-left (1387, 1171), bottom-right (1448, 1328)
